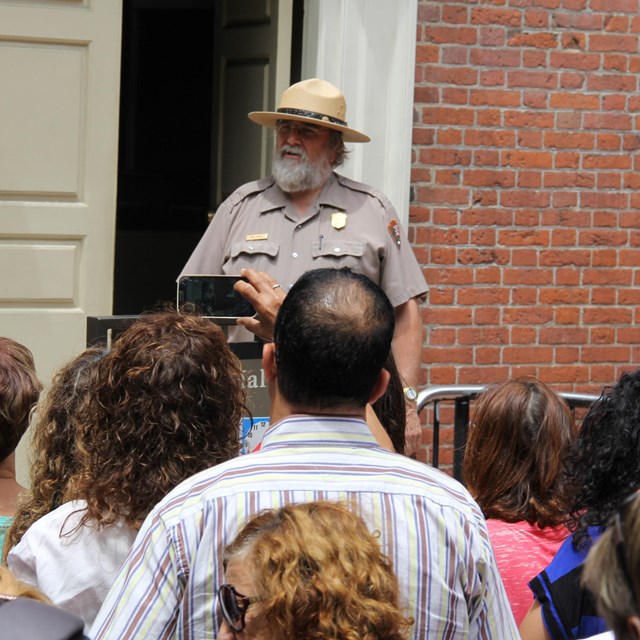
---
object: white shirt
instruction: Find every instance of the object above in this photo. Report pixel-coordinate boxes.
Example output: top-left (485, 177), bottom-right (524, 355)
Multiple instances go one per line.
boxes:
top-left (7, 500), bottom-right (138, 631)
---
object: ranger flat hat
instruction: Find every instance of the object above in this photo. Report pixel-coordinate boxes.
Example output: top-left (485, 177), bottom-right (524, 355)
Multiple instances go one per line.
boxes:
top-left (248, 78), bottom-right (370, 143)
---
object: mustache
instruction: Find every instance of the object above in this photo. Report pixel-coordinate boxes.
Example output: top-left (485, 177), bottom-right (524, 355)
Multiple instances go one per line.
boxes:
top-left (277, 144), bottom-right (307, 161)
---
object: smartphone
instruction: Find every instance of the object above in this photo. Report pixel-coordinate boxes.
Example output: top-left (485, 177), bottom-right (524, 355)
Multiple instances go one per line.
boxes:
top-left (177, 274), bottom-right (255, 322)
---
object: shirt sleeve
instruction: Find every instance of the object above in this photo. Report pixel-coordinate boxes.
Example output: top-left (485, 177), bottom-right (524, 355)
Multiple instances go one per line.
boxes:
top-left (465, 513), bottom-right (521, 638)
top-left (373, 192), bottom-right (428, 307)
top-left (90, 511), bottom-right (182, 639)
top-left (7, 536), bottom-right (38, 587)
top-left (527, 536), bottom-right (606, 640)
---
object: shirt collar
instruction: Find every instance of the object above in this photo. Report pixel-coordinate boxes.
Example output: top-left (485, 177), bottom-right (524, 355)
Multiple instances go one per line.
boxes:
top-left (258, 173), bottom-right (346, 214)
top-left (260, 414), bottom-right (381, 450)
top-left (316, 172), bottom-right (347, 209)
top-left (257, 178), bottom-right (289, 214)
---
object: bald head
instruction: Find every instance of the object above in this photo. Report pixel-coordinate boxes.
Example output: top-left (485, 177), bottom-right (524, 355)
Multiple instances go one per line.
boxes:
top-left (273, 268), bottom-right (395, 411)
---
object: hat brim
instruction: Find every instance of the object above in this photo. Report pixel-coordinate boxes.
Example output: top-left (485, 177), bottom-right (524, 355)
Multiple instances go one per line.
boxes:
top-left (248, 111), bottom-right (370, 143)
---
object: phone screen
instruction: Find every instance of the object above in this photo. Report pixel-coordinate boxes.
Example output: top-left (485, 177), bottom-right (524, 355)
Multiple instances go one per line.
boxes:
top-left (177, 275), bottom-right (255, 319)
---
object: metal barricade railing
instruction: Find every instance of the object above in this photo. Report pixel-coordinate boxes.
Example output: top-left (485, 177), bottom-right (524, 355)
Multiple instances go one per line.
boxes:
top-left (417, 385), bottom-right (600, 482)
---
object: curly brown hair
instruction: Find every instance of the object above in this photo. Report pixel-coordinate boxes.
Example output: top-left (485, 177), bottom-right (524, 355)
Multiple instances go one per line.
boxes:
top-left (0, 337), bottom-right (41, 462)
top-left (3, 346), bottom-right (105, 560)
top-left (66, 310), bottom-right (247, 530)
top-left (463, 377), bottom-right (576, 528)
top-left (223, 501), bottom-right (412, 640)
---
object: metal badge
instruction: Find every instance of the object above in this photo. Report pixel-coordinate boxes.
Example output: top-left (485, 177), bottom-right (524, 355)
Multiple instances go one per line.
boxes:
top-left (246, 233), bottom-right (268, 241)
top-left (331, 212), bottom-right (347, 230)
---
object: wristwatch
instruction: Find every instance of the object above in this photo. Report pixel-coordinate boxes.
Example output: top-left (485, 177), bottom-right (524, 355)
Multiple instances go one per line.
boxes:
top-left (403, 386), bottom-right (418, 402)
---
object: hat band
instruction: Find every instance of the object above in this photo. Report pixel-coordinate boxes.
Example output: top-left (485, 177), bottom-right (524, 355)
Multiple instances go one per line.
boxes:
top-left (277, 108), bottom-right (347, 127)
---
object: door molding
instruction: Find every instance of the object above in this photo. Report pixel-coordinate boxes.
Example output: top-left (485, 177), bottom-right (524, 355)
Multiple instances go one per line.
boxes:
top-left (301, 0), bottom-right (417, 225)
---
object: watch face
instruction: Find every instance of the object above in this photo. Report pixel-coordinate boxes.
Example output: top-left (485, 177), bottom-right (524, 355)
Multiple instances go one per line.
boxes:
top-left (404, 387), bottom-right (418, 401)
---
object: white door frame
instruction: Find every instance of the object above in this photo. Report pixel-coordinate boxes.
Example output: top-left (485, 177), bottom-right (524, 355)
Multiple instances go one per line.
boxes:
top-left (301, 0), bottom-right (418, 225)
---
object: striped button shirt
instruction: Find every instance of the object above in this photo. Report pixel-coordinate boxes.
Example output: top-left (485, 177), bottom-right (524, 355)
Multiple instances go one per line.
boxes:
top-left (91, 416), bottom-right (518, 639)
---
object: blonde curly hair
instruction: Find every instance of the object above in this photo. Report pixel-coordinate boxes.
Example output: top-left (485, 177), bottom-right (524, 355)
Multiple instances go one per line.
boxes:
top-left (0, 566), bottom-right (51, 604)
top-left (223, 501), bottom-right (412, 640)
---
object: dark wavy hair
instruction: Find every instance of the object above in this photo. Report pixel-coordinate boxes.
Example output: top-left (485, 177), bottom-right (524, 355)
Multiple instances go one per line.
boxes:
top-left (565, 369), bottom-right (640, 550)
top-left (3, 346), bottom-right (105, 560)
top-left (0, 337), bottom-right (41, 462)
top-left (223, 501), bottom-right (412, 640)
top-left (463, 377), bottom-right (576, 528)
top-left (372, 353), bottom-right (406, 455)
top-left (67, 310), bottom-right (247, 530)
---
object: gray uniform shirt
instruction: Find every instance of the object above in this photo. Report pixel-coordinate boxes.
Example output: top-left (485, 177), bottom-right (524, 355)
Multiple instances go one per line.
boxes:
top-left (181, 172), bottom-right (427, 307)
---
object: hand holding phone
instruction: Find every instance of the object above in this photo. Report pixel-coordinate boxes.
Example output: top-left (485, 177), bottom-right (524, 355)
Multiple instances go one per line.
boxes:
top-left (234, 268), bottom-right (287, 341)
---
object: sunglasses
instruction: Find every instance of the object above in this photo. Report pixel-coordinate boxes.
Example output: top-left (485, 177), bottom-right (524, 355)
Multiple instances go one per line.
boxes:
top-left (218, 583), bottom-right (259, 632)
top-left (612, 490), bottom-right (640, 607)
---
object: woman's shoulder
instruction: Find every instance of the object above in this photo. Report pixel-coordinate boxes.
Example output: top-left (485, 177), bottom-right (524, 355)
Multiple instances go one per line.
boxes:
top-left (18, 500), bottom-right (89, 538)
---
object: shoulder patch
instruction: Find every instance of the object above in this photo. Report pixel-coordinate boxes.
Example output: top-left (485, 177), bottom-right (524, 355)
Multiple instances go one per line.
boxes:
top-left (387, 219), bottom-right (402, 248)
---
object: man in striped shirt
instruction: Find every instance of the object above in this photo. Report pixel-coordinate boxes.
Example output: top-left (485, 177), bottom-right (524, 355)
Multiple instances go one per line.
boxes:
top-left (91, 268), bottom-right (517, 639)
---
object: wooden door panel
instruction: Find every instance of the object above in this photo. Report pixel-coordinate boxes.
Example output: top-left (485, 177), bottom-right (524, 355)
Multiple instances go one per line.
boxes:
top-left (0, 0), bottom-right (122, 483)
top-left (212, 0), bottom-right (291, 205)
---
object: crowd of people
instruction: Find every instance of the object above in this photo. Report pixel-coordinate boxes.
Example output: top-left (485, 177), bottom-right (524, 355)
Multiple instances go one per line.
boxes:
top-left (1, 78), bottom-right (637, 640)
top-left (5, 312), bottom-right (248, 630)
top-left (2, 266), bottom-right (635, 640)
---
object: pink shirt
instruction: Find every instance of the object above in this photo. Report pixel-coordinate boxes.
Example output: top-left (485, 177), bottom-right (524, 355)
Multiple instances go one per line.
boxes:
top-left (486, 519), bottom-right (569, 625)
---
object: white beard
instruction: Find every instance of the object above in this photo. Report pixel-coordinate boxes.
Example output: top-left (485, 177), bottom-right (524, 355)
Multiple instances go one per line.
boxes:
top-left (272, 145), bottom-right (333, 193)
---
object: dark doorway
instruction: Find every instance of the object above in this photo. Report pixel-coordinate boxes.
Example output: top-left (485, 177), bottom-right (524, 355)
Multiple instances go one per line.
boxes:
top-left (113, 0), bottom-right (216, 314)
top-left (113, 0), bottom-right (304, 315)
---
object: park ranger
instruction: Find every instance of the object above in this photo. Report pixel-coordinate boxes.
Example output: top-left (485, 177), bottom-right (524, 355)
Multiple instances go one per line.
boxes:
top-left (180, 78), bottom-right (428, 454)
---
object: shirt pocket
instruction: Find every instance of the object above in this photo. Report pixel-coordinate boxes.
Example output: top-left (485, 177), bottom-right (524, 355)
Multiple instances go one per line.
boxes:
top-left (311, 240), bottom-right (364, 270)
top-left (227, 241), bottom-right (280, 269)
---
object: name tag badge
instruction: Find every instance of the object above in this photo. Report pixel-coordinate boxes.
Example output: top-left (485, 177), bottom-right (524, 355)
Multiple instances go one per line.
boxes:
top-left (331, 212), bottom-right (347, 230)
top-left (246, 233), bottom-right (268, 241)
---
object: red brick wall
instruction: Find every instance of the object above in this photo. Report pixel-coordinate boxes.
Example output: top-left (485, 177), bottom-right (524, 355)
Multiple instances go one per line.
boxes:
top-left (412, 0), bottom-right (640, 463)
